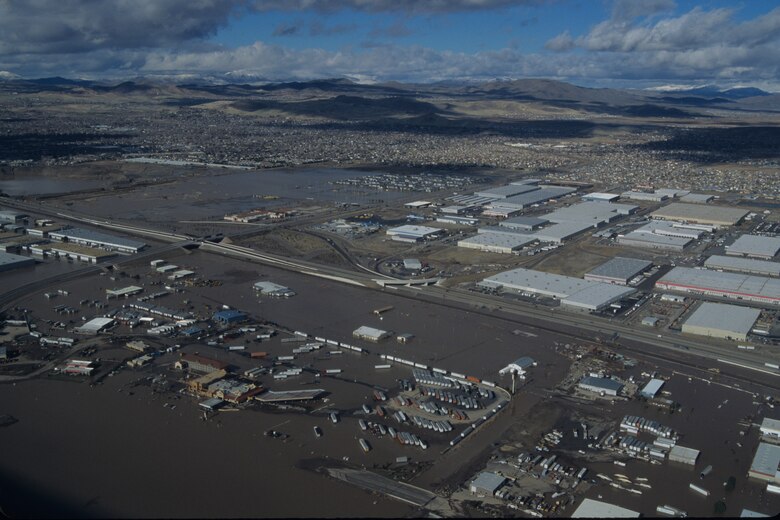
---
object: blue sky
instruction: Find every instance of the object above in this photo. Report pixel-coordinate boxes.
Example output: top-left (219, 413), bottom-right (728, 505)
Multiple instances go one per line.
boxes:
top-left (0, 1), bottom-right (779, 89)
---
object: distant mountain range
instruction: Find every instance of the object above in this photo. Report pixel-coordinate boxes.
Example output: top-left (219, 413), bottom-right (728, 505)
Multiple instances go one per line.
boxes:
top-left (646, 84), bottom-right (772, 99)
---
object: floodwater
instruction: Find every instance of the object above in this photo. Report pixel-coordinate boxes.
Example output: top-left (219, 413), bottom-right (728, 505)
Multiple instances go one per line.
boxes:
top-left (0, 177), bottom-right (107, 196)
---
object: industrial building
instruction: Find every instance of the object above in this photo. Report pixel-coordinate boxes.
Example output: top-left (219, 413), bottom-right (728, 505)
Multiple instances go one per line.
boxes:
top-left (386, 225), bottom-right (444, 243)
top-left (106, 286), bottom-right (143, 299)
top-left (74, 317), bottom-right (115, 335)
top-left (650, 203), bottom-right (749, 228)
top-left (584, 257), bottom-right (652, 285)
top-left (726, 235), bottom-right (780, 260)
top-left (669, 445), bottom-right (700, 465)
top-left (212, 310), bottom-right (247, 325)
top-left (582, 192), bottom-right (620, 202)
top-left (704, 255), bottom-right (780, 277)
top-left (176, 353), bottom-right (228, 374)
top-left (498, 357), bottom-right (536, 378)
top-left (571, 499), bottom-right (639, 518)
top-left (0, 210), bottom-right (27, 223)
top-left (680, 193), bottom-right (714, 204)
top-left (483, 186), bottom-right (577, 213)
top-left (578, 376), bottom-right (623, 396)
top-left (402, 258), bottom-right (422, 270)
top-left (681, 302), bottom-right (761, 341)
top-left (0, 251), bottom-right (35, 273)
top-left (760, 417), bottom-right (780, 443)
top-left (543, 201), bottom-right (637, 225)
top-left (254, 281), bottom-right (296, 297)
top-left (480, 268), bottom-right (636, 312)
top-left (640, 378), bottom-right (665, 398)
top-left (436, 215), bottom-right (479, 226)
top-left (48, 242), bottom-right (117, 263)
top-left (617, 227), bottom-right (692, 251)
top-left (469, 472), bottom-right (506, 496)
top-left (48, 227), bottom-right (146, 253)
top-left (749, 443), bottom-right (780, 483)
top-left (458, 232), bottom-right (535, 254)
top-left (532, 222), bottom-right (594, 244)
top-left (621, 190), bottom-right (668, 202)
top-left (475, 184), bottom-right (538, 199)
top-left (353, 326), bottom-right (392, 342)
top-left (498, 216), bottom-right (548, 231)
top-left (656, 267), bottom-right (780, 307)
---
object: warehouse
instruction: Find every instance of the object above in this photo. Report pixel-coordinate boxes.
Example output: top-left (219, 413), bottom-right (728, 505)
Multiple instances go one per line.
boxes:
top-left (439, 205), bottom-right (471, 215)
top-left (48, 227), bottom-right (146, 253)
top-left (621, 190), bottom-right (668, 202)
top-left (650, 203), bottom-right (748, 228)
top-left (436, 215), bottom-right (479, 226)
top-left (680, 193), bottom-right (714, 204)
top-left (571, 499), bottom-right (639, 518)
top-left (585, 257), bottom-right (651, 285)
top-left (469, 472), bottom-right (506, 496)
top-left (760, 417), bottom-right (780, 442)
top-left (749, 443), bottom-right (780, 483)
top-left (458, 232), bottom-right (535, 254)
top-left (498, 216), bottom-right (548, 231)
top-left (532, 222), bottom-right (595, 244)
top-left (254, 281), bottom-right (296, 297)
top-left (704, 255), bottom-right (780, 277)
top-left (578, 376), bottom-right (623, 396)
top-left (0, 251), bottom-right (35, 273)
top-left (48, 243), bottom-right (117, 263)
top-left (543, 201), bottom-right (637, 225)
top-left (176, 353), bottom-right (228, 374)
top-left (353, 326), bottom-right (392, 342)
top-left (212, 310), bottom-right (247, 325)
top-left (656, 267), bottom-right (780, 307)
top-left (484, 186), bottom-right (577, 211)
top-left (498, 356), bottom-right (536, 378)
top-left (0, 210), bottom-right (26, 223)
top-left (168, 269), bottom-right (195, 280)
top-left (74, 317), bottom-right (116, 335)
top-left (617, 224), bottom-right (692, 251)
top-left (681, 302), bottom-right (761, 341)
top-left (669, 445), bottom-right (700, 465)
top-left (477, 225), bottom-right (535, 237)
top-left (386, 225), bottom-right (444, 243)
top-left (640, 378), bottom-right (665, 398)
top-left (582, 192), bottom-right (620, 202)
top-left (402, 258), bottom-right (422, 270)
top-left (480, 267), bottom-right (636, 312)
top-left (475, 184), bottom-right (539, 199)
top-left (106, 286), bottom-right (143, 299)
top-left (726, 234), bottom-right (780, 260)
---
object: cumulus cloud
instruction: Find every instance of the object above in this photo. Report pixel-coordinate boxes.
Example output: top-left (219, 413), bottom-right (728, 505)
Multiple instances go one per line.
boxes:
top-left (610, 0), bottom-right (676, 21)
top-left (253, 0), bottom-right (544, 14)
top-left (544, 30), bottom-right (574, 52)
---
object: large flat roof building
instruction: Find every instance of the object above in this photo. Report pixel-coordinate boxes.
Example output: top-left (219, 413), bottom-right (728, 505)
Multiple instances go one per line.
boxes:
top-left (0, 251), bottom-right (35, 273)
top-left (532, 222), bottom-right (594, 244)
top-left (681, 302), bottom-right (761, 341)
top-left (469, 472), bottom-right (507, 496)
top-left (617, 221), bottom-right (696, 251)
top-left (48, 227), bottom-right (146, 253)
top-left (498, 216), bottom-right (548, 231)
top-left (584, 257), bottom-right (652, 285)
top-left (579, 376), bottom-right (623, 396)
top-left (726, 235), bottom-right (780, 260)
top-left (650, 202), bottom-right (749, 228)
top-left (353, 325), bottom-right (392, 342)
top-left (704, 255), bottom-right (780, 277)
top-left (749, 443), bottom-right (780, 483)
top-left (656, 267), bottom-right (780, 307)
top-left (458, 232), bottom-right (535, 254)
top-left (475, 184), bottom-right (539, 199)
top-left (485, 186), bottom-right (577, 211)
top-left (760, 417), bottom-right (780, 442)
top-left (480, 267), bottom-right (636, 312)
top-left (543, 202), bottom-right (637, 226)
top-left (571, 498), bottom-right (639, 518)
top-left (386, 225), bottom-right (444, 242)
top-left (254, 281), bottom-right (296, 297)
top-left (582, 192), bottom-right (620, 202)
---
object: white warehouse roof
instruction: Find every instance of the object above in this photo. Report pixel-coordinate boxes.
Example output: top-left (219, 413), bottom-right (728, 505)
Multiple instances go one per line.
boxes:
top-left (704, 255), bottom-right (780, 277)
top-left (386, 225), bottom-right (443, 238)
top-left (543, 202), bottom-right (637, 225)
top-left (657, 267), bottom-right (780, 306)
top-left (571, 498), bottom-right (639, 518)
top-left (480, 267), bottom-right (636, 311)
top-left (727, 235), bottom-right (780, 259)
top-left (682, 302), bottom-right (761, 339)
top-left (458, 232), bottom-right (535, 252)
top-left (585, 257), bottom-right (652, 284)
top-left (475, 184), bottom-right (538, 199)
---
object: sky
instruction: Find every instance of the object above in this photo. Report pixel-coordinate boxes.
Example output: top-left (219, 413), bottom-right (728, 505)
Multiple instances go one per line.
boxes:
top-left (0, 0), bottom-right (779, 90)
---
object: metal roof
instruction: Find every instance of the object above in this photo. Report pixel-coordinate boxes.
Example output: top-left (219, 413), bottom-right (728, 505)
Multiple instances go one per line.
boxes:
top-left (353, 325), bottom-right (389, 339)
top-left (750, 442), bottom-right (780, 478)
top-left (0, 251), bottom-right (34, 269)
top-left (704, 255), bottom-right (780, 277)
top-left (586, 257), bottom-right (652, 282)
top-left (579, 376), bottom-right (624, 392)
top-left (680, 193), bottom-right (714, 203)
top-left (760, 417), bottom-right (780, 434)
top-left (386, 225), bottom-right (442, 238)
top-left (499, 216), bottom-right (548, 230)
top-left (582, 192), bottom-right (620, 201)
top-left (657, 267), bottom-right (780, 304)
top-left (651, 203), bottom-right (749, 227)
top-left (682, 302), bottom-right (761, 336)
top-left (669, 445), bottom-right (700, 462)
top-left (640, 378), bottom-right (665, 397)
top-left (48, 227), bottom-right (146, 250)
top-left (489, 186), bottom-right (576, 209)
top-left (76, 317), bottom-right (115, 333)
top-left (459, 232), bottom-right (535, 249)
top-left (532, 221), bottom-right (594, 243)
top-left (571, 498), bottom-right (639, 518)
top-left (470, 472), bottom-right (506, 493)
top-left (544, 202), bottom-right (637, 224)
top-left (727, 235), bottom-right (780, 259)
top-left (475, 184), bottom-right (538, 199)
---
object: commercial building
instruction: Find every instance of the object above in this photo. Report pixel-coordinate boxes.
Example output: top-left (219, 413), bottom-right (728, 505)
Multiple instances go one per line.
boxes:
top-left (168, 269), bottom-right (195, 280)
top-left (749, 443), bottom-right (780, 483)
top-left (74, 317), bottom-right (115, 335)
top-left (475, 184), bottom-right (539, 199)
top-left (531, 222), bottom-right (594, 244)
top-left (656, 267), bottom-right (780, 307)
top-left (578, 376), bottom-right (623, 396)
top-left (582, 192), bottom-right (620, 202)
top-left (48, 227), bottom-right (146, 253)
top-left (386, 225), bottom-right (444, 243)
top-left (704, 256), bottom-right (780, 277)
top-left (681, 302), bottom-right (761, 341)
top-left (669, 445), bottom-right (700, 465)
top-left (353, 326), bottom-right (392, 342)
top-left (498, 357), bottom-right (536, 378)
top-left (571, 498), bottom-right (639, 518)
top-left (469, 472), bottom-right (506, 496)
top-left (404, 201), bottom-right (432, 209)
top-left (458, 232), bottom-right (535, 254)
top-left (726, 235), bottom-right (780, 260)
top-left (212, 310), bottom-right (247, 325)
top-left (254, 281), bottom-right (296, 297)
top-left (618, 229), bottom-right (692, 251)
top-left (480, 268), bottom-right (636, 312)
top-left (543, 202), bottom-right (637, 226)
top-left (584, 257), bottom-right (652, 285)
top-left (498, 216), bottom-right (548, 231)
top-left (640, 379), bottom-right (665, 398)
top-left (680, 193), bottom-right (714, 204)
top-left (436, 215), bottom-right (479, 226)
top-left (621, 191), bottom-right (668, 202)
top-left (48, 243), bottom-right (117, 263)
top-left (760, 417), bottom-right (780, 443)
top-left (106, 286), bottom-right (144, 299)
top-left (0, 210), bottom-right (26, 223)
top-left (650, 203), bottom-right (748, 228)
top-left (440, 205), bottom-right (471, 215)
top-left (176, 353), bottom-right (228, 374)
top-left (0, 251), bottom-right (35, 273)
top-left (484, 186), bottom-right (577, 212)
top-left (402, 258), bottom-right (422, 270)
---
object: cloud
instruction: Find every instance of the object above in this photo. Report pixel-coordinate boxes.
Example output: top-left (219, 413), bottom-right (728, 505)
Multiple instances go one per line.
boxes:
top-left (610, 0), bottom-right (676, 21)
top-left (253, 0), bottom-right (544, 14)
top-left (0, 0), bottom-right (247, 55)
top-left (309, 21), bottom-right (358, 36)
top-left (544, 31), bottom-right (574, 52)
top-left (272, 20), bottom-right (303, 37)
top-left (369, 20), bottom-right (413, 39)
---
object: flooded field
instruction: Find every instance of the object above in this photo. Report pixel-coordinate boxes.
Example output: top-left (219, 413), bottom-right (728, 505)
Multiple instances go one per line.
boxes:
top-left (0, 177), bottom-right (107, 196)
